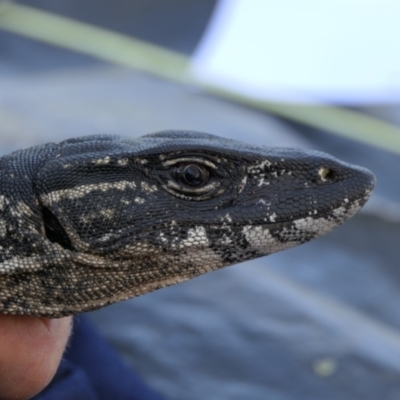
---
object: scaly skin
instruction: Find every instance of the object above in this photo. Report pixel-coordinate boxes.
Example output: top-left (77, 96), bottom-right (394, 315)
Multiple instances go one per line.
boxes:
top-left (0, 131), bottom-right (375, 317)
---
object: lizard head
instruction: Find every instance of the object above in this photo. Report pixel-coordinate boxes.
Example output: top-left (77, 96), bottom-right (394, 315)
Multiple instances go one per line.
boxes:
top-left (0, 131), bottom-right (376, 316)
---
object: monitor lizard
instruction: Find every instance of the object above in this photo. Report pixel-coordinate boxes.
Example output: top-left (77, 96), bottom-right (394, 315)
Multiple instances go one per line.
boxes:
top-left (0, 131), bottom-right (375, 317)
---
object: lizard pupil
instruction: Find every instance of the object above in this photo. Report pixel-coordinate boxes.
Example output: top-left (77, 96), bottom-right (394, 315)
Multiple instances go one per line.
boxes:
top-left (182, 164), bottom-right (208, 186)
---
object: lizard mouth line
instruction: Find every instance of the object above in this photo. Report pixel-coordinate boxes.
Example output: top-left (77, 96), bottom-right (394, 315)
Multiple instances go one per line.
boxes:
top-left (42, 171), bottom-right (376, 252)
top-left (68, 193), bottom-right (368, 257)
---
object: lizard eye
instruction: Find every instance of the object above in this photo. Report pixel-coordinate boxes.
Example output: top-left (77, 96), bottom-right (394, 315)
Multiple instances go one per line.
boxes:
top-left (180, 164), bottom-right (209, 186)
top-left (160, 157), bottom-right (222, 200)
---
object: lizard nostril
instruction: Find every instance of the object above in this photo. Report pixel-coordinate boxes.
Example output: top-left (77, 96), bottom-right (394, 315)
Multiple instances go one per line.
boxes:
top-left (318, 167), bottom-right (337, 182)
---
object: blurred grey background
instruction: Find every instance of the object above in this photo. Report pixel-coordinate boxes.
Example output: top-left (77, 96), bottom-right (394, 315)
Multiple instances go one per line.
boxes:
top-left (1, 1), bottom-right (400, 399)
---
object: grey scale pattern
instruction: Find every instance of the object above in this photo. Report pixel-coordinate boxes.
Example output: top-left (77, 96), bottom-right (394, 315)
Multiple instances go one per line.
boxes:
top-left (0, 131), bottom-right (375, 317)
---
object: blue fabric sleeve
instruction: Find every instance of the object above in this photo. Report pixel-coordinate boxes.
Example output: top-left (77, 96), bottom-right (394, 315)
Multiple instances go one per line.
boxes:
top-left (33, 315), bottom-right (166, 400)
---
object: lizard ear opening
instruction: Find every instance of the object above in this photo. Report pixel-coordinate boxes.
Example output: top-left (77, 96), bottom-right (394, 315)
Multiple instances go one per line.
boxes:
top-left (42, 206), bottom-right (74, 251)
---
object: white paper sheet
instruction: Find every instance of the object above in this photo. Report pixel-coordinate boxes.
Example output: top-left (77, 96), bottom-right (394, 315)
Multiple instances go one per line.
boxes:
top-left (191, 0), bottom-right (400, 104)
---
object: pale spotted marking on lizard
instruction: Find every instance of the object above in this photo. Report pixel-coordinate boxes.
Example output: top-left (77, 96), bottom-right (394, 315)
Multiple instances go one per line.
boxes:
top-left (0, 131), bottom-right (375, 317)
